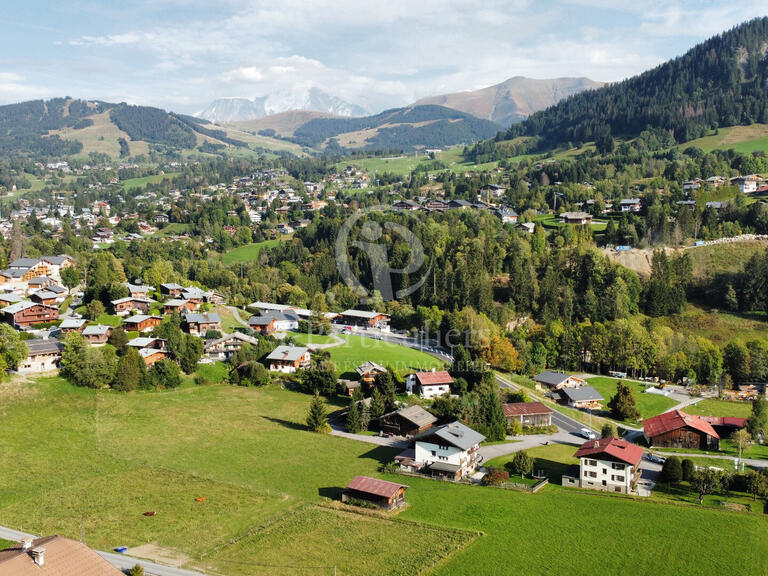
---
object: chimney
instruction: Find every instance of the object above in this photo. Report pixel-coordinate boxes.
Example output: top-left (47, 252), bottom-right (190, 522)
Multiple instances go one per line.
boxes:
top-left (593, 441), bottom-right (599, 448)
top-left (20, 538), bottom-right (33, 550)
top-left (31, 547), bottom-right (46, 567)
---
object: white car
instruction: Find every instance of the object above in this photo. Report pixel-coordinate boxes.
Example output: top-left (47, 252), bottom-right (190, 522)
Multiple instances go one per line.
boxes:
top-left (580, 428), bottom-right (596, 440)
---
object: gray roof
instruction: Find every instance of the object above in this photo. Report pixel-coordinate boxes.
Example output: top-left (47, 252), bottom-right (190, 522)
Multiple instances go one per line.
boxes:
top-left (0, 268), bottom-right (29, 278)
top-left (560, 385), bottom-right (604, 403)
top-left (46, 284), bottom-right (67, 294)
top-left (128, 337), bottom-right (165, 348)
top-left (123, 314), bottom-right (161, 324)
top-left (25, 338), bottom-right (63, 355)
top-left (417, 421), bottom-right (485, 450)
top-left (3, 301), bottom-right (50, 314)
top-left (0, 293), bottom-right (24, 304)
top-left (126, 283), bottom-right (153, 293)
top-left (83, 324), bottom-right (111, 336)
top-left (32, 290), bottom-right (58, 300)
top-left (339, 309), bottom-right (385, 319)
top-left (9, 257), bottom-right (39, 268)
top-left (619, 198), bottom-right (641, 205)
top-left (184, 312), bottom-right (221, 324)
top-left (165, 298), bottom-right (186, 307)
top-left (355, 361), bottom-right (386, 376)
top-left (111, 296), bottom-right (154, 305)
top-left (161, 282), bottom-right (183, 290)
top-left (248, 310), bottom-right (299, 325)
top-left (533, 370), bottom-right (572, 387)
top-left (41, 254), bottom-right (72, 265)
top-left (388, 405), bottom-right (437, 428)
top-left (266, 345), bottom-right (309, 362)
top-left (60, 318), bottom-right (87, 329)
top-left (204, 331), bottom-right (260, 350)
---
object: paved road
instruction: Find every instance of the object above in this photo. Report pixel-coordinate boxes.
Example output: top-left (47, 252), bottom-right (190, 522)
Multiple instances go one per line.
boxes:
top-left (225, 305), bottom-right (249, 327)
top-left (478, 433), bottom-right (581, 462)
top-left (0, 525), bottom-right (208, 576)
top-left (654, 451), bottom-right (768, 469)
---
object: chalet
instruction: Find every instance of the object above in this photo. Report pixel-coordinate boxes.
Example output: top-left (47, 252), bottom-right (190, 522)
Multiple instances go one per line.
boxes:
top-left (562, 437), bottom-right (644, 494)
top-left (397, 421), bottom-right (485, 479)
top-left (2, 301), bottom-right (58, 328)
top-left (424, 199), bottom-right (449, 212)
top-left (164, 298), bottom-right (196, 315)
top-left (698, 415), bottom-right (747, 437)
top-left (0, 268), bottom-right (32, 290)
top-left (405, 370), bottom-right (453, 399)
top-left (448, 199), bottom-right (473, 209)
top-left (0, 534), bottom-right (122, 575)
top-left (643, 410), bottom-right (720, 450)
top-left (184, 312), bottom-right (222, 337)
top-left (17, 339), bottom-right (63, 374)
top-left (731, 175), bottom-right (760, 194)
top-left (160, 282), bottom-right (184, 297)
top-left (125, 283), bottom-right (154, 298)
top-left (706, 176), bottom-right (727, 187)
top-left (153, 214), bottom-right (170, 223)
top-left (30, 290), bottom-right (58, 306)
top-left (379, 405), bottom-right (437, 437)
top-left (122, 314), bottom-right (162, 333)
top-left (265, 345), bottom-right (311, 373)
top-left (139, 347), bottom-right (167, 366)
top-left (517, 222), bottom-right (535, 234)
top-left (0, 293), bottom-right (24, 307)
top-left (58, 317), bottom-right (87, 334)
top-left (111, 296), bottom-right (154, 316)
top-left (355, 361), bottom-right (387, 385)
top-left (204, 332), bottom-right (261, 361)
top-left (82, 324), bottom-right (111, 346)
top-left (532, 370), bottom-right (585, 391)
top-left (560, 385), bottom-right (603, 409)
top-left (619, 198), bottom-right (642, 212)
top-left (248, 310), bottom-right (300, 334)
top-left (494, 206), bottom-right (519, 224)
top-left (335, 309), bottom-right (389, 330)
top-left (394, 200), bottom-right (421, 211)
top-left (180, 286), bottom-right (206, 305)
top-left (39, 255), bottom-right (74, 279)
top-left (342, 476), bottom-right (408, 510)
top-left (479, 184), bottom-right (506, 199)
top-left (502, 401), bottom-right (553, 428)
top-left (127, 337), bottom-right (167, 366)
top-left (43, 284), bottom-right (67, 303)
top-left (682, 179), bottom-right (702, 193)
top-left (560, 211), bottom-right (593, 224)
top-left (27, 276), bottom-right (53, 292)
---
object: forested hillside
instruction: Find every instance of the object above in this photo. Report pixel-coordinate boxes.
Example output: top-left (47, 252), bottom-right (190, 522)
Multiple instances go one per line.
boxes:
top-left (502, 17), bottom-right (768, 151)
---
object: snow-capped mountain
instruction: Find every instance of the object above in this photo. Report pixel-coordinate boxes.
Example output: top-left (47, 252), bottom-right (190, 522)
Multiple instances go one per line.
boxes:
top-left (197, 88), bottom-right (367, 122)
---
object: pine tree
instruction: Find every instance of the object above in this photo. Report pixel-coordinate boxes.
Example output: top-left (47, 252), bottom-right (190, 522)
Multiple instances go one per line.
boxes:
top-left (359, 402), bottom-right (371, 431)
top-left (346, 400), bottom-right (361, 433)
top-left (607, 381), bottom-right (639, 421)
top-left (747, 396), bottom-right (767, 439)
top-left (112, 347), bottom-right (145, 392)
top-left (369, 388), bottom-right (386, 420)
top-left (306, 393), bottom-right (330, 433)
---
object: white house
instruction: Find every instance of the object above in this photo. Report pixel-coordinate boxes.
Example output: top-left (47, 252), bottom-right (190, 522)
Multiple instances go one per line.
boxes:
top-left (265, 345), bottom-right (310, 373)
top-left (17, 339), bottom-right (63, 374)
top-left (731, 175), bottom-right (760, 194)
top-left (562, 437), bottom-right (644, 494)
top-left (398, 421), bottom-right (485, 479)
top-left (405, 370), bottom-right (453, 399)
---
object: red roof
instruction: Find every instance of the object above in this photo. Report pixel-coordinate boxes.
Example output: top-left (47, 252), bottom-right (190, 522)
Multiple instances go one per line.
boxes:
top-left (503, 401), bottom-right (552, 417)
top-left (642, 410), bottom-right (720, 440)
top-left (698, 415), bottom-right (747, 429)
top-left (574, 437), bottom-right (644, 467)
top-left (415, 370), bottom-right (454, 386)
top-left (345, 476), bottom-right (407, 499)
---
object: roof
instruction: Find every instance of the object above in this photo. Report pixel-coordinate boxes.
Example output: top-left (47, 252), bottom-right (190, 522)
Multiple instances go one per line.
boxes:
top-left (83, 325), bottom-right (111, 336)
top-left (266, 345), bottom-right (309, 362)
top-left (385, 405), bottom-right (438, 428)
top-left (4, 301), bottom-right (53, 315)
top-left (414, 370), bottom-right (454, 386)
top-left (698, 415), bottom-right (748, 429)
top-left (355, 361), bottom-right (386, 376)
top-left (248, 310), bottom-right (300, 325)
top-left (0, 534), bottom-right (122, 575)
top-left (643, 410), bottom-right (720, 439)
top-left (59, 318), bottom-right (87, 329)
top-left (110, 297), bottom-right (154, 305)
top-left (427, 461), bottom-right (462, 473)
top-left (416, 421), bottom-right (485, 450)
top-left (9, 257), bottom-right (40, 268)
top-left (619, 198), bottom-right (641, 204)
top-left (25, 339), bottom-right (64, 356)
top-left (164, 298), bottom-right (187, 307)
top-left (339, 309), bottom-right (386, 319)
top-left (560, 385), bottom-right (604, 403)
top-left (204, 331), bottom-right (260, 349)
top-left (125, 283), bottom-right (153, 293)
top-left (574, 437), bottom-right (644, 467)
top-left (0, 268), bottom-right (30, 278)
top-left (184, 312), bottom-right (221, 324)
top-left (127, 337), bottom-right (164, 348)
top-left (560, 211), bottom-right (592, 220)
top-left (161, 282), bottom-right (183, 290)
top-left (502, 401), bottom-right (553, 418)
top-left (139, 347), bottom-right (164, 358)
top-left (0, 293), bottom-right (24, 304)
top-left (122, 314), bottom-right (161, 324)
top-left (32, 290), bottom-right (58, 300)
top-left (345, 475), bottom-right (407, 499)
top-left (533, 370), bottom-right (573, 387)
top-left (41, 254), bottom-right (72, 266)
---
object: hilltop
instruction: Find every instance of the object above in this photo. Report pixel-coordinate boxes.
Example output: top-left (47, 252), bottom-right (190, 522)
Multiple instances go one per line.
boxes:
top-left (414, 76), bottom-right (602, 127)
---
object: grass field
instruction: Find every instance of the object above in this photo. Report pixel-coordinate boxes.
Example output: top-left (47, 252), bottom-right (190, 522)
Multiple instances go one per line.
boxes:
top-left (155, 223), bottom-right (191, 237)
top-left (686, 240), bottom-right (768, 279)
top-left (2, 376), bottom-right (768, 575)
top-left (661, 304), bottom-right (768, 345)
top-left (0, 539), bottom-right (15, 550)
top-left (121, 172), bottom-right (181, 190)
top-left (486, 442), bottom-right (579, 483)
top-left (681, 124), bottom-right (768, 154)
top-left (685, 398), bottom-right (754, 418)
top-left (534, 214), bottom-right (609, 232)
top-left (221, 239), bottom-right (287, 264)
top-left (211, 305), bottom-right (247, 333)
top-left (586, 377), bottom-right (678, 423)
top-left (327, 335), bottom-right (445, 377)
top-left (286, 331), bottom-right (340, 346)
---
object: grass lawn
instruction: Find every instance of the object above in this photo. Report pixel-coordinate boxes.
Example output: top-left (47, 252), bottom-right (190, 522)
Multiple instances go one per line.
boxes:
top-left (660, 304), bottom-right (768, 346)
top-left (121, 172), bottom-right (181, 190)
top-left (96, 312), bottom-right (123, 327)
top-left (286, 331), bottom-right (340, 346)
top-left (2, 376), bottom-right (768, 574)
top-left (327, 335), bottom-right (445, 378)
top-left (685, 398), bottom-right (754, 418)
top-left (194, 362), bottom-right (231, 384)
top-left (534, 214), bottom-right (608, 232)
top-left (681, 124), bottom-right (768, 154)
top-left (212, 305), bottom-right (246, 333)
top-left (155, 223), bottom-right (191, 237)
top-left (0, 539), bottom-right (15, 550)
top-left (586, 377), bottom-right (678, 423)
top-left (486, 443), bottom-right (579, 484)
top-left (221, 239), bottom-right (286, 264)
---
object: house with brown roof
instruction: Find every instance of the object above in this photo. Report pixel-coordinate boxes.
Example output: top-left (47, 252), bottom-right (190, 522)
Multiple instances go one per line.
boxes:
top-left (502, 401), bottom-right (553, 427)
top-left (111, 296), bottom-right (154, 316)
top-left (642, 410), bottom-right (720, 450)
top-left (562, 437), bottom-right (644, 494)
top-left (342, 476), bottom-right (408, 510)
top-left (0, 535), bottom-right (122, 575)
top-left (379, 405), bottom-right (437, 437)
top-left (405, 370), bottom-right (453, 399)
top-left (355, 361), bottom-right (387, 386)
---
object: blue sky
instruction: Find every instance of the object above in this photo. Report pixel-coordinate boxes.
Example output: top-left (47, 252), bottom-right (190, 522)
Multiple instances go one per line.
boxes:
top-left (1, 1), bottom-right (767, 114)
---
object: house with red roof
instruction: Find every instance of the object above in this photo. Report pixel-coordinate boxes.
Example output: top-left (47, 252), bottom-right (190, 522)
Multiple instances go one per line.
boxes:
top-left (642, 410), bottom-right (720, 451)
top-left (405, 370), bottom-right (453, 399)
top-left (563, 437), bottom-right (644, 494)
top-left (342, 475), bottom-right (408, 510)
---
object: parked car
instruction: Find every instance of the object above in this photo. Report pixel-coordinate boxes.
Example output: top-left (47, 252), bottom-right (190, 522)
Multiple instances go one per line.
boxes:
top-left (580, 427), bottom-right (596, 440)
top-left (644, 453), bottom-right (666, 464)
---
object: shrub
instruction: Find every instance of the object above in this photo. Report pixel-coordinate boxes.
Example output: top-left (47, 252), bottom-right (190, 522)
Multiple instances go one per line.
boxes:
top-left (481, 466), bottom-right (509, 486)
top-left (660, 456), bottom-right (683, 483)
top-left (127, 565), bottom-right (145, 576)
top-left (507, 451), bottom-right (534, 479)
top-left (379, 461), bottom-right (400, 474)
top-left (507, 419), bottom-right (523, 436)
top-left (600, 422), bottom-right (617, 438)
top-left (681, 458), bottom-right (695, 481)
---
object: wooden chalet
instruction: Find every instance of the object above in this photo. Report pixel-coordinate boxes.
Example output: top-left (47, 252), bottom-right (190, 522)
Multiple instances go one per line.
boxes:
top-left (379, 405), bottom-right (437, 437)
top-left (164, 299), bottom-right (196, 315)
top-left (643, 410), bottom-right (720, 450)
top-left (502, 401), bottom-right (553, 427)
top-left (111, 296), bottom-right (154, 316)
top-left (342, 475), bottom-right (407, 510)
top-left (355, 361), bottom-right (387, 386)
top-left (122, 314), bottom-right (162, 332)
top-left (82, 324), bottom-right (112, 345)
top-left (2, 301), bottom-right (58, 328)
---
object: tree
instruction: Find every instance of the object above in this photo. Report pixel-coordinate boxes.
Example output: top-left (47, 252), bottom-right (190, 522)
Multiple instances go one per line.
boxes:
top-left (112, 347), bottom-right (146, 392)
top-left (747, 396), bottom-right (768, 439)
top-left (600, 422), bottom-right (617, 439)
top-left (127, 565), bottom-right (145, 576)
top-left (149, 359), bottom-right (181, 389)
top-left (61, 266), bottom-right (81, 292)
top-left (306, 393), bottom-right (330, 433)
top-left (369, 388), bottom-right (386, 420)
top-left (87, 299), bottom-right (105, 321)
top-left (0, 323), bottom-right (27, 373)
top-left (509, 450), bottom-right (534, 479)
top-left (108, 326), bottom-right (129, 354)
top-left (690, 468), bottom-right (724, 504)
top-left (746, 470), bottom-right (767, 501)
top-left (60, 332), bottom-right (87, 381)
top-left (346, 400), bottom-right (361, 433)
top-left (607, 381), bottom-right (639, 421)
top-left (507, 418), bottom-right (523, 436)
top-left (681, 458), bottom-right (695, 481)
top-left (731, 429), bottom-right (752, 459)
top-left (660, 456), bottom-right (683, 484)
top-left (359, 402), bottom-right (371, 431)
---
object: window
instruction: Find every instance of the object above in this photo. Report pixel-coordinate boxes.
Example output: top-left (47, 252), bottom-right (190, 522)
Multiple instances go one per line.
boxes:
top-left (616, 476), bottom-right (624, 482)
top-left (614, 486), bottom-right (622, 493)
top-left (587, 471), bottom-right (597, 478)
top-left (612, 463), bottom-right (625, 470)
top-left (586, 459), bottom-right (597, 467)
top-left (602, 480), bottom-right (607, 486)
top-left (431, 451), bottom-right (436, 457)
